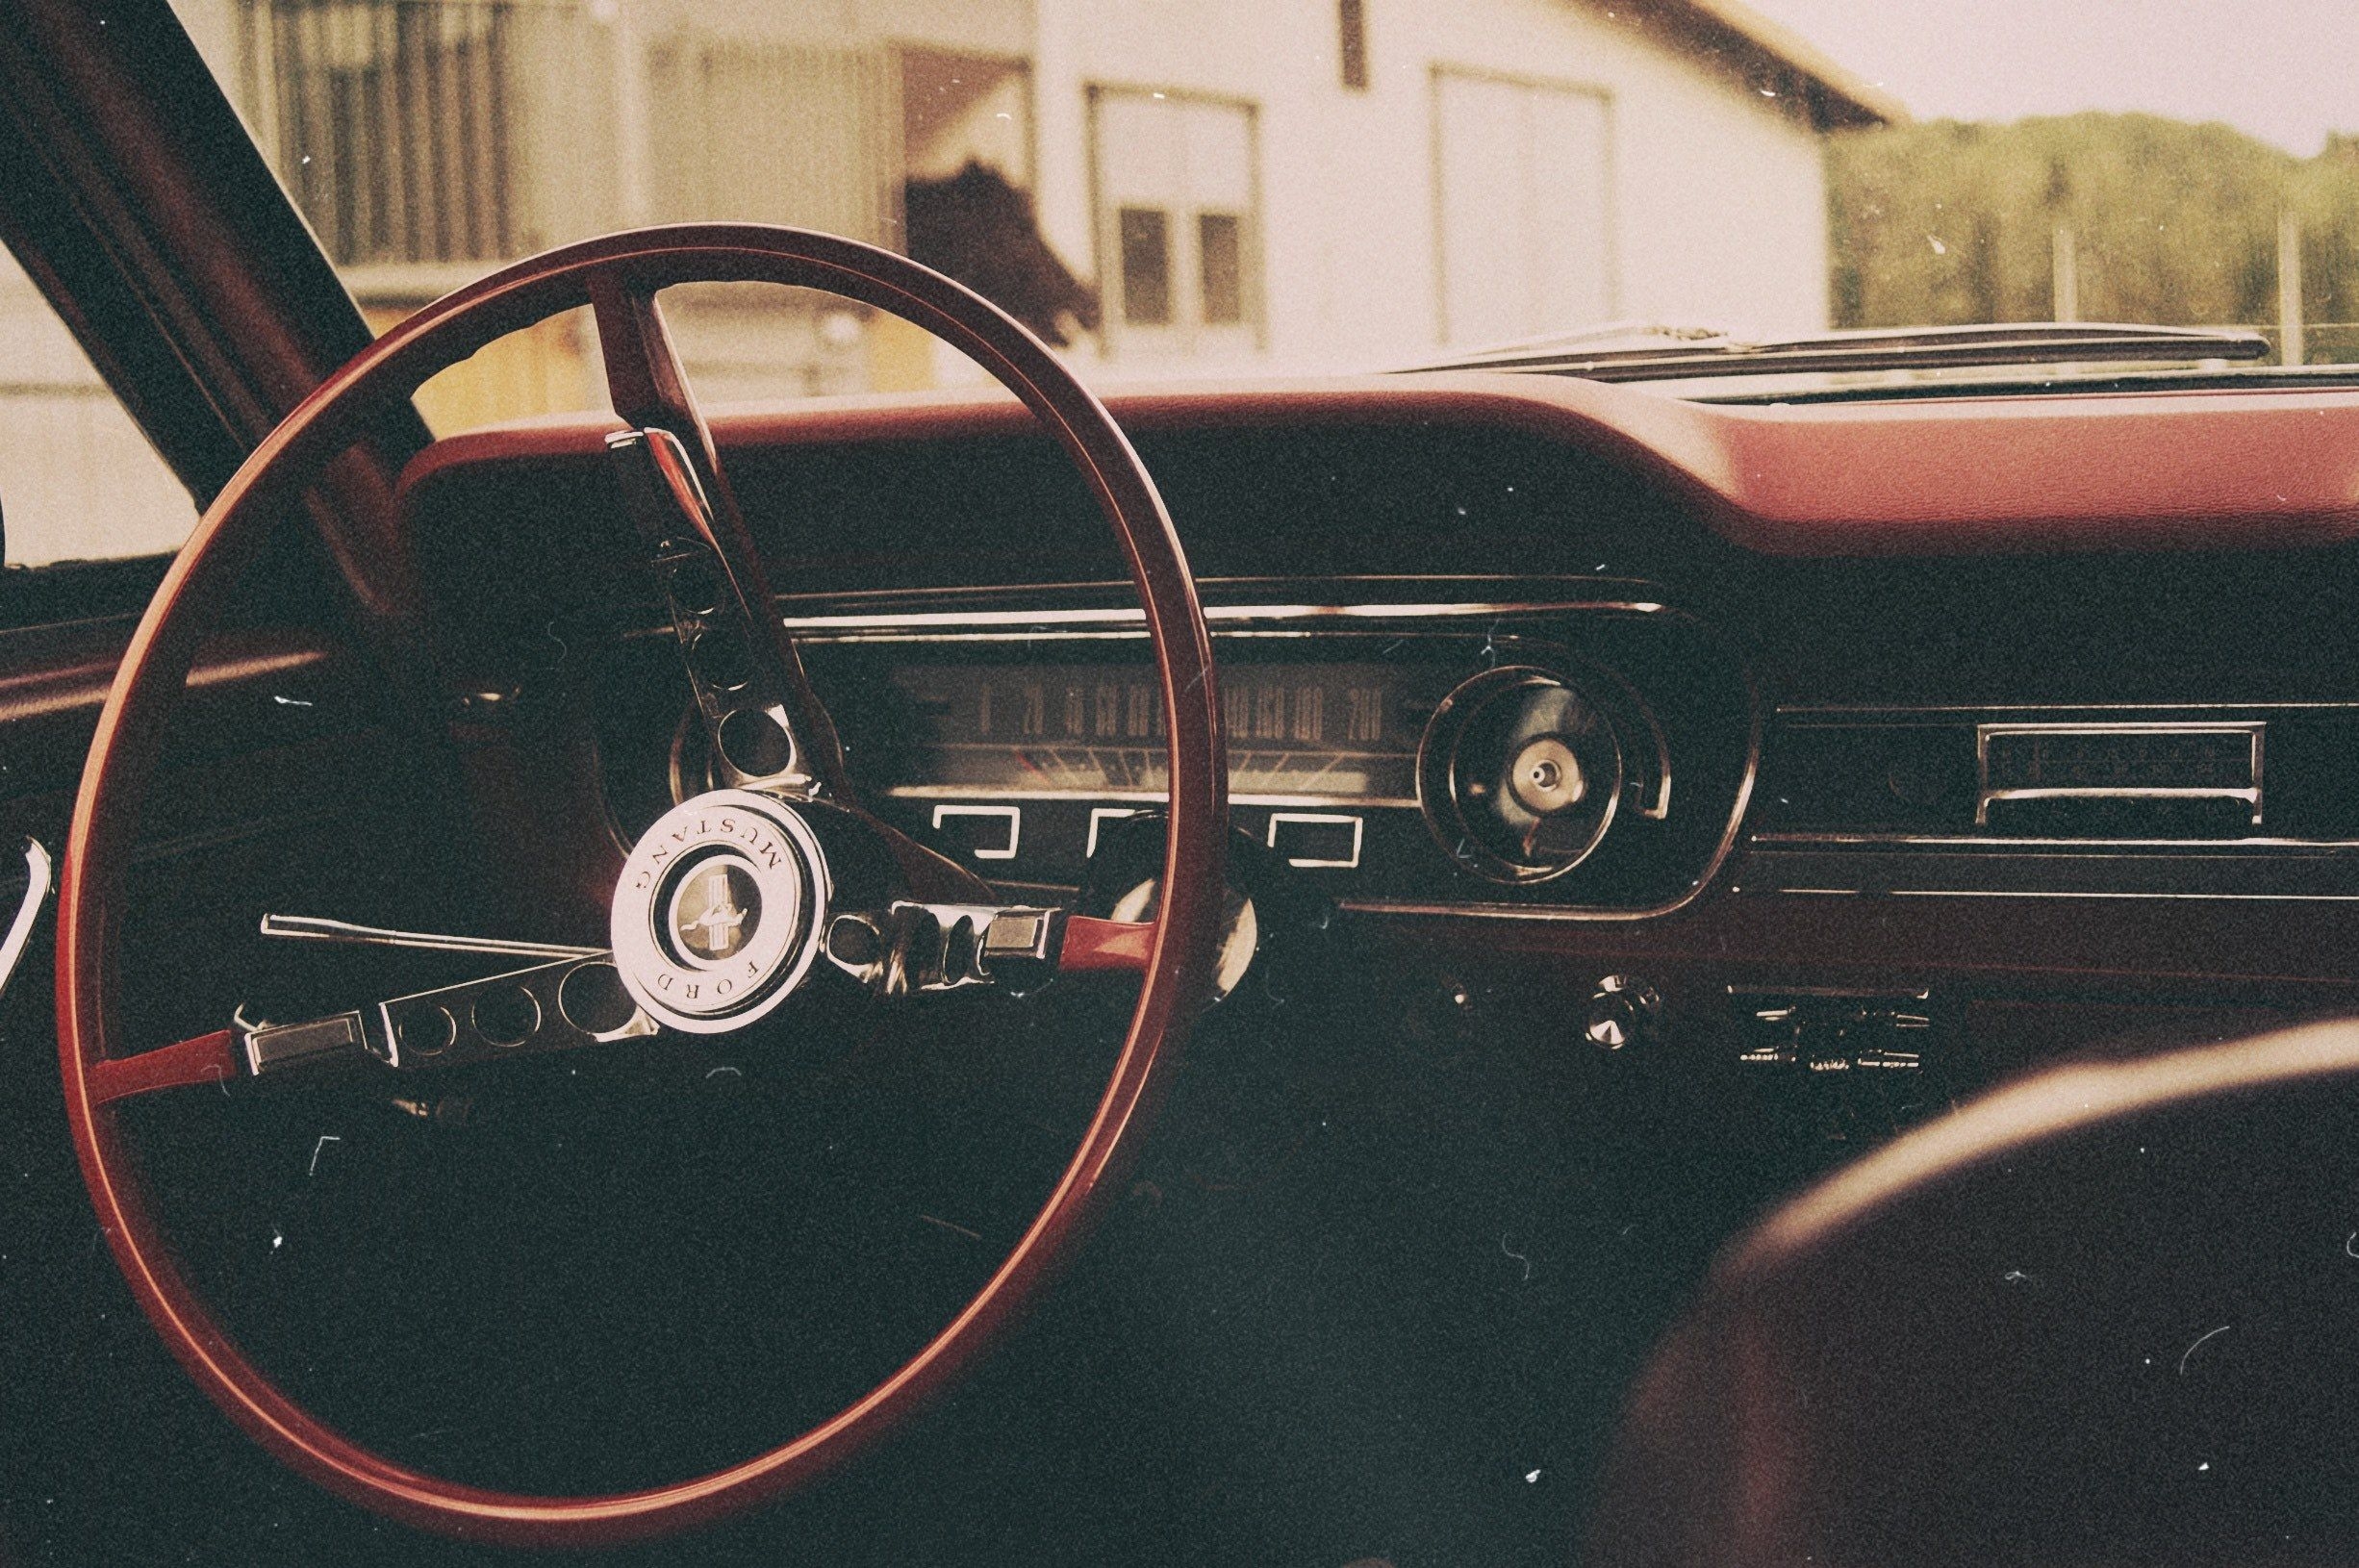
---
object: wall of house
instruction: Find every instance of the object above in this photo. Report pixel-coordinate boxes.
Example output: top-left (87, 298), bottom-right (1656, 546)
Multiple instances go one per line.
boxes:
top-left (135, 0), bottom-right (1839, 446)
top-left (1031, 0), bottom-right (1832, 374)
top-left (0, 255), bottom-right (197, 567)
top-left (176, 0), bottom-right (1832, 379)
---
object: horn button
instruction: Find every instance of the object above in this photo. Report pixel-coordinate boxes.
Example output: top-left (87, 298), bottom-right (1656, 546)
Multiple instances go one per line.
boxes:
top-left (611, 789), bottom-right (829, 1033)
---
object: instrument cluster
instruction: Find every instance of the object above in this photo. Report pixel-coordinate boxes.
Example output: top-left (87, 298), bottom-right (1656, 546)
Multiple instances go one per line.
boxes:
top-left (597, 591), bottom-right (1758, 919)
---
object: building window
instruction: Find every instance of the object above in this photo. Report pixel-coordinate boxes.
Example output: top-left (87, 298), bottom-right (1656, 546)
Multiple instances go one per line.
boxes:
top-left (1119, 208), bottom-right (1175, 325)
top-left (1338, 0), bottom-right (1370, 91)
top-left (1091, 89), bottom-right (1262, 357)
top-left (1198, 212), bottom-right (1245, 324)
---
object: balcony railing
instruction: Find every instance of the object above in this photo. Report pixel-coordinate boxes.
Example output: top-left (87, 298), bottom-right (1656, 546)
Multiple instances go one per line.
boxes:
top-left (243, 1), bottom-right (900, 273)
top-left (244, 0), bottom-right (566, 266)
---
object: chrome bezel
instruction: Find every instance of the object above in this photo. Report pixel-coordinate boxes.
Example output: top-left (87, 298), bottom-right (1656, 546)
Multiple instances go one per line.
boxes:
top-left (595, 584), bottom-right (1762, 923)
top-left (1415, 664), bottom-right (1627, 885)
top-left (767, 588), bottom-right (1759, 923)
top-left (1973, 720), bottom-right (2266, 826)
top-left (610, 789), bottom-right (830, 1034)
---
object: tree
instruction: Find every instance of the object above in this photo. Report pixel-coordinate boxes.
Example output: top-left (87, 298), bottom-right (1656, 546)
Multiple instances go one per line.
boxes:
top-left (1827, 113), bottom-right (2302, 332)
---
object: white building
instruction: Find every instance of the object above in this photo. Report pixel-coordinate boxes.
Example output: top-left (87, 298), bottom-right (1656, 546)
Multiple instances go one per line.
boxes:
top-left (2, 1), bottom-right (1897, 563)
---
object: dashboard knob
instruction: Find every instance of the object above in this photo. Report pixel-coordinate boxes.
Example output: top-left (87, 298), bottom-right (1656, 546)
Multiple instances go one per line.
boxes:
top-left (1584, 975), bottom-right (1662, 1051)
top-left (1508, 735), bottom-right (1587, 816)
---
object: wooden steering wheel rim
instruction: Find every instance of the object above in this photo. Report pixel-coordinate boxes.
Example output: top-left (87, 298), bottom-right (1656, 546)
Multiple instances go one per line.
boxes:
top-left (54, 224), bottom-right (1228, 1547)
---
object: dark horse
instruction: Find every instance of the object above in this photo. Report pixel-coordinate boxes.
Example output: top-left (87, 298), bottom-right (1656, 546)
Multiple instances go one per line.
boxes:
top-left (903, 161), bottom-right (1102, 346)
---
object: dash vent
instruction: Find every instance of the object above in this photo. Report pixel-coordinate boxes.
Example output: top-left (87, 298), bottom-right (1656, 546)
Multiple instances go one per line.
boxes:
top-left (1976, 722), bottom-right (2260, 834)
top-left (1757, 708), bottom-right (2359, 843)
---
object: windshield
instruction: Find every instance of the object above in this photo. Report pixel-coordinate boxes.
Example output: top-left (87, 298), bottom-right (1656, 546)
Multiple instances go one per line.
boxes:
top-left (132, 0), bottom-right (2359, 417)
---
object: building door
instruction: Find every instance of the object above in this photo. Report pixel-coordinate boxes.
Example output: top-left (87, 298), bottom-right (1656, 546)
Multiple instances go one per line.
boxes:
top-left (1433, 69), bottom-right (1613, 347)
top-left (1091, 88), bottom-right (1260, 361)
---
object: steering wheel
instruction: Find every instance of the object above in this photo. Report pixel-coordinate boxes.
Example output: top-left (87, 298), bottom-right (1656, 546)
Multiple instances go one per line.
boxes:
top-left (54, 225), bottom-right (1228, 1545)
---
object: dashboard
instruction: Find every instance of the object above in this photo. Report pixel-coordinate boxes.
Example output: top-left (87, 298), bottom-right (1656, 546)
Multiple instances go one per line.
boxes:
top-left (385, 371), bottom-right (2359, 1146)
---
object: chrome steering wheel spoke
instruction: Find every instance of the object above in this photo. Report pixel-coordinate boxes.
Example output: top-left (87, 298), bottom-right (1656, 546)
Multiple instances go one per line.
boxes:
top-left (94, 904), bottom-right (1149, 1106)
top-left (258, 912), bottom-right (601, 963)
top-left (245, 953), bottom-right (655, 1079)
top-left (93, 954), bottom-right (655, 1106)
top-left (591, 271), bottom-right (849, 799)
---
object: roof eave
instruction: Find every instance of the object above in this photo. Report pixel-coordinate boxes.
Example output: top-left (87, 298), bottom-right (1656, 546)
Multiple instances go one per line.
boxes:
top-left (1594, 0), bottom-right (1909, 131)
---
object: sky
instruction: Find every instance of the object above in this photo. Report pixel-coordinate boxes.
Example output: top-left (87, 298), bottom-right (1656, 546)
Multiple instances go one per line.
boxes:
top-left (1739, 0), bottom-right (2359, 156)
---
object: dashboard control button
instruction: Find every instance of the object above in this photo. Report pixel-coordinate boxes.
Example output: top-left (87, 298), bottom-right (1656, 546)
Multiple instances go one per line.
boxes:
top-left (1266, 812), bottom-right (1363, 869)
top-left (1735, 991), bottom-right (1937, 1075)
top-left (1584, 975), bottom-right (1661, 1050)
top-left (931, 803), bottom-right (1021, 862)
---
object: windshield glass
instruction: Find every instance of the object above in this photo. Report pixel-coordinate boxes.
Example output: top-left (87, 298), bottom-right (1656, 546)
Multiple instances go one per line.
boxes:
top-left (140, 0), bottom-right (2359, 417)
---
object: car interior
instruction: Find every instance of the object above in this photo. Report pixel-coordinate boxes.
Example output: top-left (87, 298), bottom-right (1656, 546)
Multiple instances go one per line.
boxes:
top-left (11, 4), bottom-right (2359, 1566)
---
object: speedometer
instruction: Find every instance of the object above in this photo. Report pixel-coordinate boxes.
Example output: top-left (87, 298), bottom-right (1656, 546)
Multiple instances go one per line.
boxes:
top-left (881, 658), bottom-right (1430, 807)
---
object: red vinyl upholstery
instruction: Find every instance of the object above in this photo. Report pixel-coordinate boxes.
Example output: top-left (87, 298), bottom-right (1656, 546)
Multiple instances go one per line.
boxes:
top-left (1590, 1017), bottom-right (2359, 1567)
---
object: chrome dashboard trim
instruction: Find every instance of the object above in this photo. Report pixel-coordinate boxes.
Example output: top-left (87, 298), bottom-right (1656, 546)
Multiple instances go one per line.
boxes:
top-left (1739, 882), bottom-right (2359, 903)
top-left (1780, 700), bottom-right (2359, 715)
top-left (0, 839), bottom-right (52, 1004)
top-left (1086, 806), bottom-right (1141, 857)
top-left (931, 802), bottom-right (1022, 860)
top-left (781, 599), bottom-right (1670, 633)
top-left (1973, 720), bottom-right (2265, 827)
top-left (887, 785), bottom-right (1424, 810)
top-left (778, 594), bottom-right (1762, 925)
top-left (1754, 831), bottom-right (2359, 850)
top-left (1265, 811), bottom-right (1366, 870)
top-left (1886, 888), bottom-right (2359, 903)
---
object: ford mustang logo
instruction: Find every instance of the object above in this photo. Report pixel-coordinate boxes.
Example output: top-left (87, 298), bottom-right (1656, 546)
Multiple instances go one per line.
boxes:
top-left (610, 791), bottom-right (830, 1034)
top-left (674, 861), bottom-right (759, 959)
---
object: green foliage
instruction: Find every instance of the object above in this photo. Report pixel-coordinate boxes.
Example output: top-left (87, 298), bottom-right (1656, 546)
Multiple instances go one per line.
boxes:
top-left (1827, 112), bottom-right (2359, 333)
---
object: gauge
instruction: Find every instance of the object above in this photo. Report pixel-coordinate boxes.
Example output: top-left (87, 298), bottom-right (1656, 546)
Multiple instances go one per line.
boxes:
top-left (1418, 666), bottom-right (1628, 882)
top-left (878, 660), bottom-right (1428, 807)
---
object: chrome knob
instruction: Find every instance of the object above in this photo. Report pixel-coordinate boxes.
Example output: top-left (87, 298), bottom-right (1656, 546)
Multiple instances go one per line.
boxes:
top-left (1584, 974), bottom-right (1661, 1050)
top-left (1508, 735), bottom-right (1587, 816)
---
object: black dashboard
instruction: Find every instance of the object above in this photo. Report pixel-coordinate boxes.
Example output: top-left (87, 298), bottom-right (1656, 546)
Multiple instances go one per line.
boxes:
top-left (395, 385), bottom-right (2359, 1108)
top-left (589, 586), bottom-right (1757, 919)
